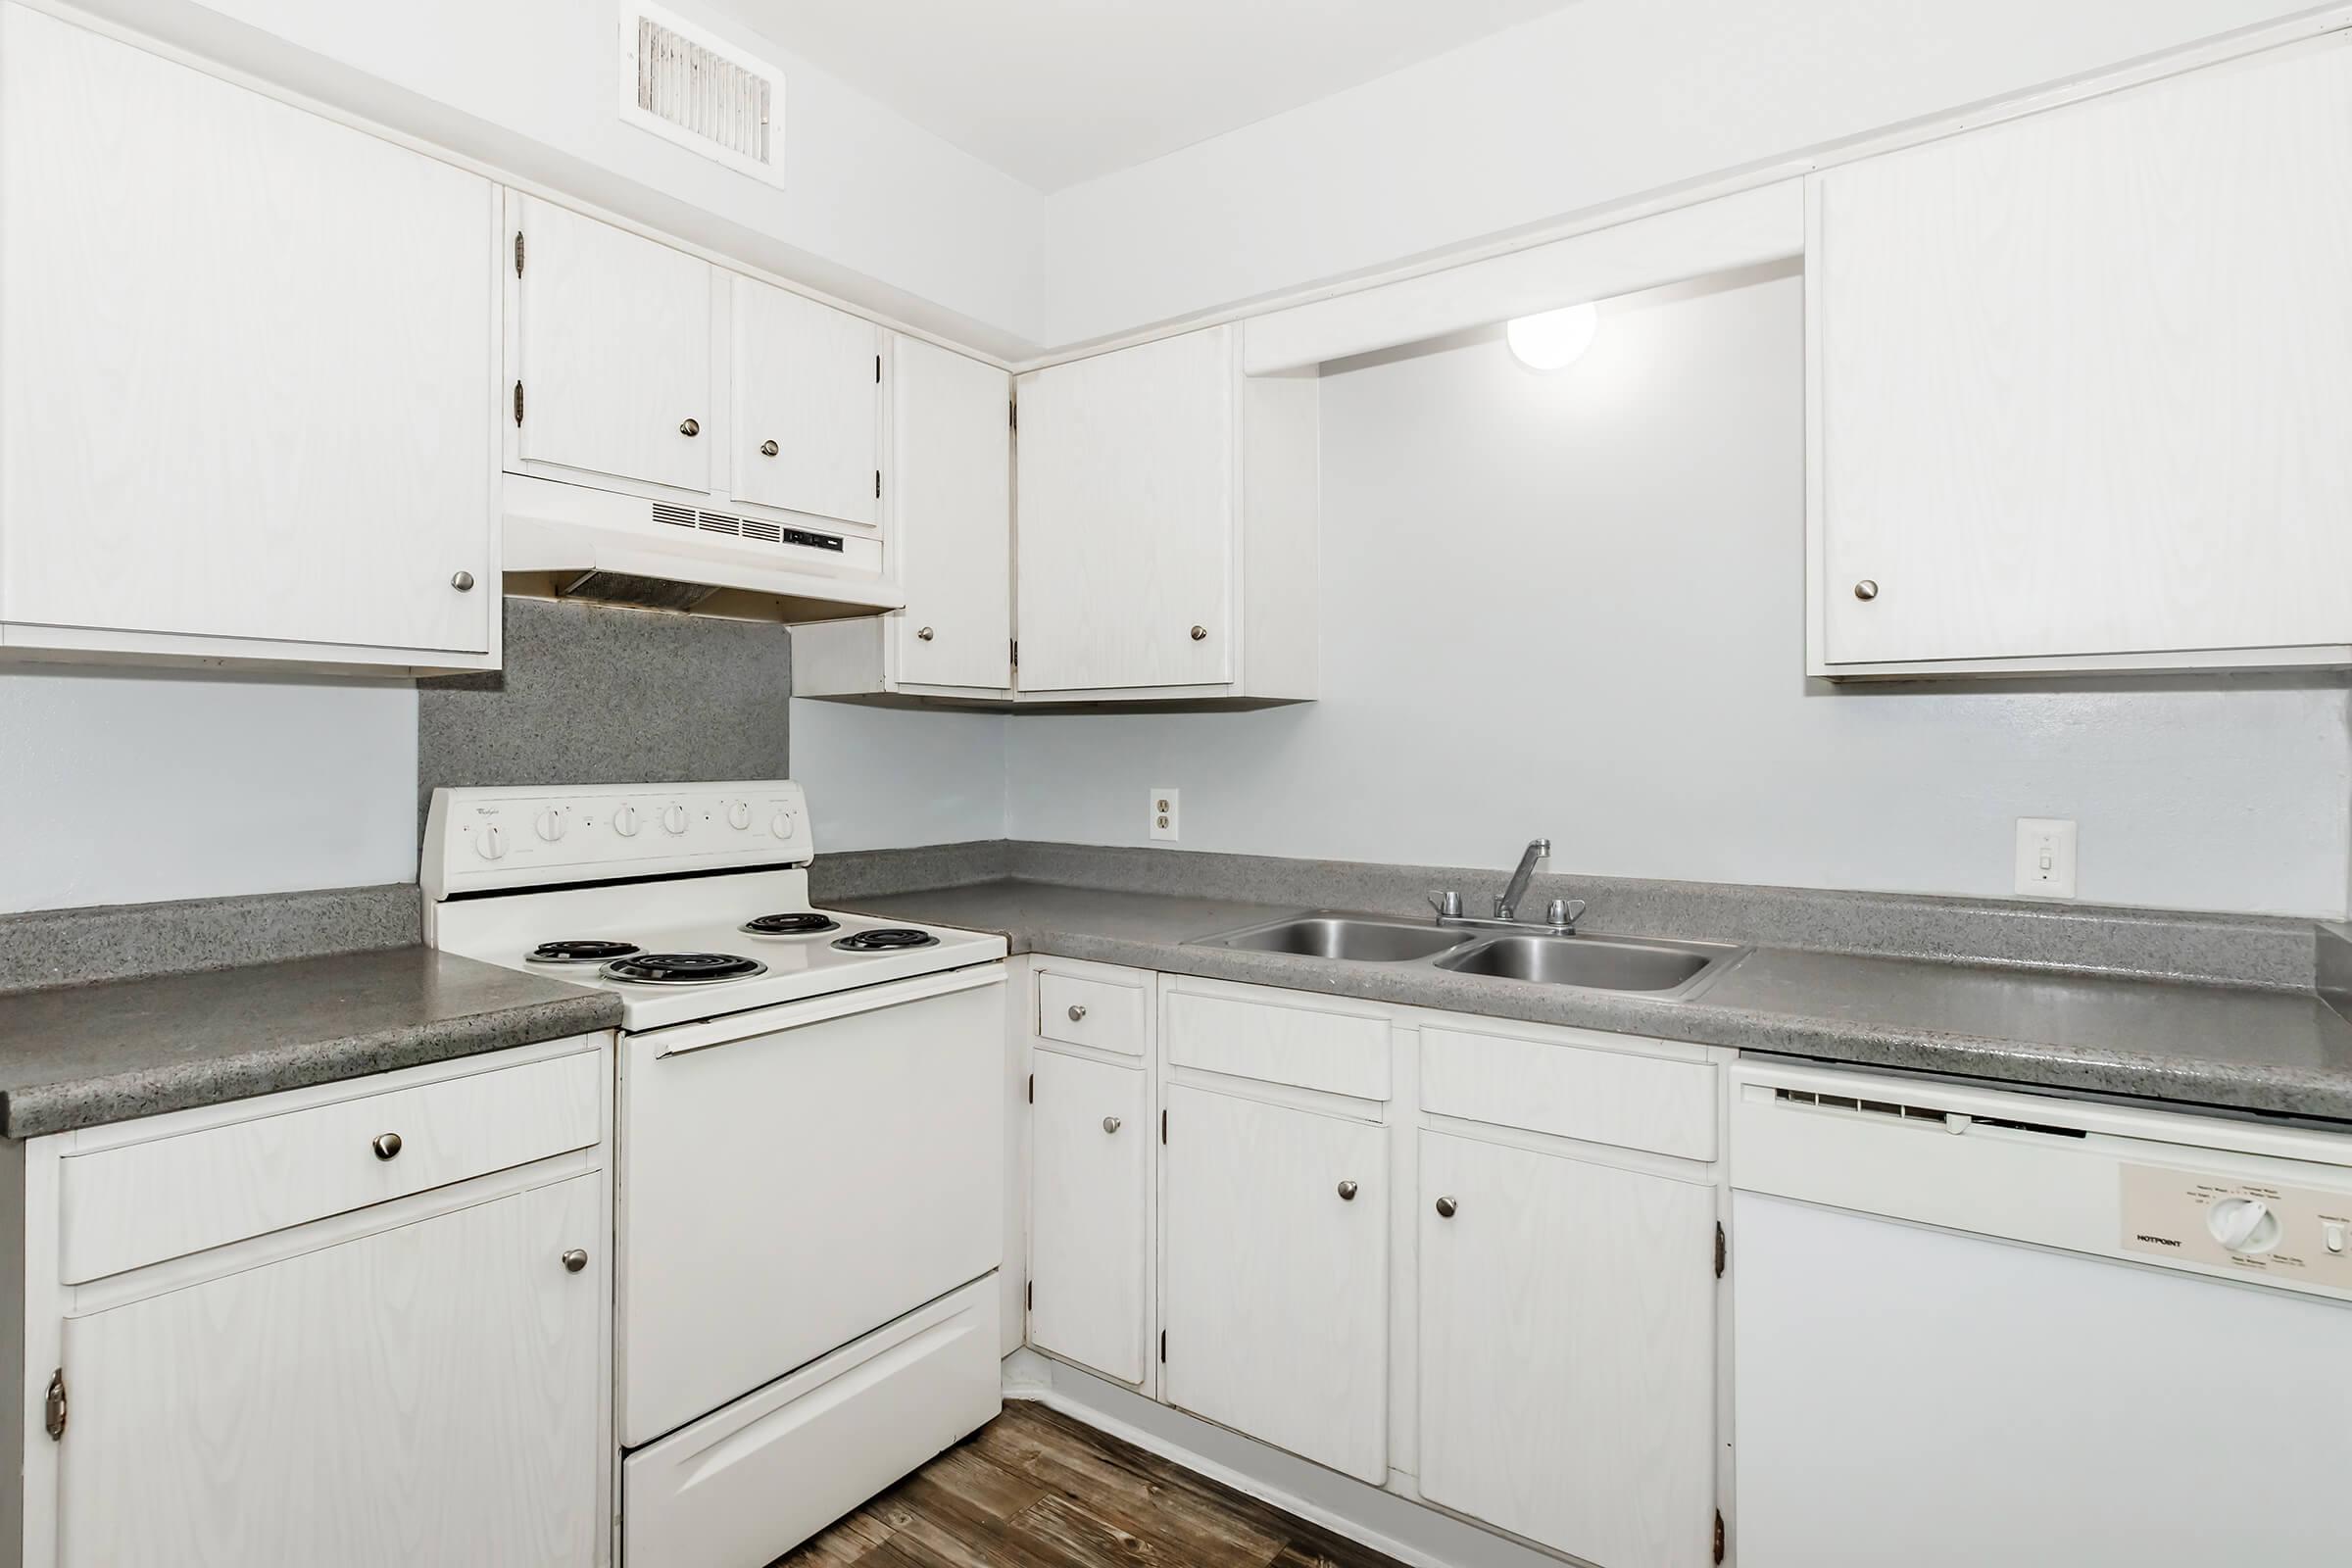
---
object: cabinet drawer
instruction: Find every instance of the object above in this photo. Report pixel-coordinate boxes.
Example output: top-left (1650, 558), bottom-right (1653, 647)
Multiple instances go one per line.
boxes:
top-left (1038, 969), bottom-right (1147, 1056)
top-left (60, 1049), bottom-right (602, 1284)
top-left (1164, 985), bottom-right (1390, 1101)
top-left (1421, 1026), bottom-right (1716, 1161)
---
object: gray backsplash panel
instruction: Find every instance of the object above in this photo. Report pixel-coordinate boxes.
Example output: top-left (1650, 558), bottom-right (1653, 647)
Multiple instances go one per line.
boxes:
top-left (417, 597), bottom-right (792, 822)
top-left (0, 883), bottom-right (421, 995)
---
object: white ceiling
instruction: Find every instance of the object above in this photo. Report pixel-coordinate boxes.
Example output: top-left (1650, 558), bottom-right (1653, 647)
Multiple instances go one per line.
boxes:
top-left (712, 0), bottom-right (1586, 193)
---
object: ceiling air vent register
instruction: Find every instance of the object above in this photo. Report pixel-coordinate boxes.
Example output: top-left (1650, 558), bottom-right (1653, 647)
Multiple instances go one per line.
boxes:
top-left (620, 4), bottom-right (784, 186)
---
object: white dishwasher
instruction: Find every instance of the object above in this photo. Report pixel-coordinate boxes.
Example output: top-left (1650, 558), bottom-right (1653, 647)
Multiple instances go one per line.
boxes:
top-left (1729, 1059), bottom-right (2352, 1568)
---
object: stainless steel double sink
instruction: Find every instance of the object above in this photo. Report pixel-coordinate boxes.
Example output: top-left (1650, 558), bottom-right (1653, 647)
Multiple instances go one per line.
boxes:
top-left (1187, 910), bottom-right (1742, 1000)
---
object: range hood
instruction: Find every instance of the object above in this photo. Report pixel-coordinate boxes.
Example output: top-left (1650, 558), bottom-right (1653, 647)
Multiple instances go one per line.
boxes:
top-left (500, 473), bottom-right (902, 623)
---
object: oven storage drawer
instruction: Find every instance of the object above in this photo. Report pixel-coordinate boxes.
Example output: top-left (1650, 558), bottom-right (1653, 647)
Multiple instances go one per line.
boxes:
top-left (622, 1278), bottom-right (1000, 1568)
top-left (59, 1046), bottom-right (603, 1284)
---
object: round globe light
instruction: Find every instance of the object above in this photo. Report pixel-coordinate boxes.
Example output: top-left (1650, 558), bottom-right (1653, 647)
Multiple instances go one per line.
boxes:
top-left (1505, 302), bottom-right (1599, 370)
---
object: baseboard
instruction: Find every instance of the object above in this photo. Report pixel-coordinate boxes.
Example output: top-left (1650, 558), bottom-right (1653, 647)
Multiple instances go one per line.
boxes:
top-left (999, 1348), bottom-right (1570, 1568)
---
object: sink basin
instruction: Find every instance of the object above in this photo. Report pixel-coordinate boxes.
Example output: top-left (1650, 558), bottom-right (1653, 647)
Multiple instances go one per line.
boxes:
top-left (1435, 934), bottom-right (1732, 995)
top-left (1191, 912), bottom-right (1474, 962)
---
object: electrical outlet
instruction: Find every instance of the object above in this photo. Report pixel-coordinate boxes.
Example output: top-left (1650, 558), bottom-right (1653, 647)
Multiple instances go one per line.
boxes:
top-left (1150, 788), bottom-right (1180, 842)
top-left (2014, 817), bottom-right (2078, 899)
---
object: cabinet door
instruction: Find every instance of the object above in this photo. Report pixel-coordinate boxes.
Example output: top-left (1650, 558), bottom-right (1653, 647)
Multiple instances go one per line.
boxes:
top-left (0, 6), bottom-right (494, 657)
top-left (731, 276), bottom-right (881, 525)
top-left (1419, 1132), bottom-right (1716, 1568)
top-left (1161, 1085), bottom-right (1386, 1481)
top-left (894, 337), bottom-right (1012, 688)
top-left (1028, 1050), bottom-right (1148, 1384)
top-left (1815, 42), bottom-right (2352, 667)
top-left (1014, 328), bottom-right (1235, 691)
top-left (511, 194), bottom-right (711, 494)
top-left (57, 1172), bottom-right (603, 1567)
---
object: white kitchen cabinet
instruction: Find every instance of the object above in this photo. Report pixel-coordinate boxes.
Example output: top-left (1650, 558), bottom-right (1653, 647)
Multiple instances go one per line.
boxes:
top-left (1159, 1084), bottom-right (1387, 1482)
top-left (1810, 38), bottom-right (2352, 675)
top-left (731, 276), bottom-right (882, 528)
top-left (1027, 1049), bottom-right (1150, 1385)
top-left (1417, 1131), bottom-right (1717, 1568)
top-left (508, 192), bottom-right (712, 496)
top-left (0, 4), bottom-right (497, 672)
top-left (1014, 325), bottom-right (1318, 699)
top-left (57, 1172), bottom-right (603, 1567)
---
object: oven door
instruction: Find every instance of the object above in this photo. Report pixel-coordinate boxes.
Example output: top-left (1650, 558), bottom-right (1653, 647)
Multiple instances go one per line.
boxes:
top-left (616, 963), bottom-right (1005, 1447)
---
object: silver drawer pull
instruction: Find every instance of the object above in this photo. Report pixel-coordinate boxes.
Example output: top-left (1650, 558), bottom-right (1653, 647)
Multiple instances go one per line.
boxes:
top-left (1066, 1004), bottom-right (1087, 1022)
top-left (1337, 1180), bottom-right (1359, 1201)
top-left (1102, 1116), bottom-right (1122, 1134)
top-left (562, 1249), bottom-right (589, 1274)
top-left (371, 1132), bottom-right (403, 1161)
top-left (1435, 1196), bottom-right (1458, 1218)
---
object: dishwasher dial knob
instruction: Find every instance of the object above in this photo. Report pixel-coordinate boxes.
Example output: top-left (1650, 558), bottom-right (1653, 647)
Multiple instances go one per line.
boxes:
top-left (726, 801), bottom-right (752, 831)
top-left (612, 804), bottom-right (640, 838)
top-left (475, 824), bottom-right (506, 861)
top-left (2206, 1197), bottom-right (2282, 1256)
top-left (661, 804), bottom-right (689, 836)
top-left (533, 807), bottom-right (565, 842)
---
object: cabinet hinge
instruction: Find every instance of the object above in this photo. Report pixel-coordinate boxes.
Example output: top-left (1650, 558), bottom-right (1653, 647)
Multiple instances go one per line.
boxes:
top-left (874, 469), bottom-right (882, 500)
top-left (1160, 1108), bottom-right (1167, 1144)
top-left (1027, 1072), bottom-right (1034, 1104)
top-left (1158, 1330), bottom-right (1166, 1363)
top-left (1713, 1508), bottom-right (1725, 1564)
top-left (1010, 639), bottom-right (1018, 669)
top-left (514, 229), bottom-right (525, 277)
top-left (44, 1369), bottom-right (65, 1442)
top-left (1008, 399), bottom-right (1018, 432)
top-left (1714, 1220), bottom-right (1727, 1279)
top-left (513, 380), bottom-right (524, 426)
top-left (1026, 1280), bottom-right (1033, 1311)
top-left (874, 354), bottom-right (882, 383)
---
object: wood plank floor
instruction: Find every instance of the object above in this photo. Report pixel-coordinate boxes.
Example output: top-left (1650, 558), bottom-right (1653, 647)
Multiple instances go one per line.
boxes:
top-left (771, 1400), bottom-right (1407, 1568)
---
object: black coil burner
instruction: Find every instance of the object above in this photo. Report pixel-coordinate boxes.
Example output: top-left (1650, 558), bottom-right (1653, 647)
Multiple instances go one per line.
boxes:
top-left (601, 952), bottom-right (768, 985)
top-left (831, 928), bottom-right (940, 953)
top-left (740, 912), bottom-right (842, 937)
top-left (527, 939), bottom-right (642, 965)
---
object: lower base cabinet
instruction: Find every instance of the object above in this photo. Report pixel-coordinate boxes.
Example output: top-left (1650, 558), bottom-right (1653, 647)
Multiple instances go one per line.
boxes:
top-left (1160, 1085), bottom-right (1388, 1483)
top-left (1027, 1049), bottom-right (1151, 1384)
top-left (1418, 1132), bottom-right (1718, 1568)
top-left (57, 1171), bottom-right (603, 1566)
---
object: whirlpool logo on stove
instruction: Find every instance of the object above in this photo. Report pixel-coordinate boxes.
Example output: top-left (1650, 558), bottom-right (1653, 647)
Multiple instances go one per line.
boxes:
top-left (2134, 1233), bottom-right (2183, 1248)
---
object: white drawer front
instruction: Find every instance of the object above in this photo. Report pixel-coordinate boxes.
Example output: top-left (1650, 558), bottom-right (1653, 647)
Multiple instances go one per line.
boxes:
top-left (1165, 984), bottom-right (1391, 1101)
top-left (1421, 1026), bottom-right (1717, 1161)
top-left (1037, 969), bottom-right (1147, 1055)
top-left (60, 1049), bottom-right (602, 1284)
top-left (622, 1279), bottom-right (1000, 1568)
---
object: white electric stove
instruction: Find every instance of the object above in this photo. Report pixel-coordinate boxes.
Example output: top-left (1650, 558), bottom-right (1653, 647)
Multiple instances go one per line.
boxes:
top-left (423, 780), bottom-right (1008, 1567)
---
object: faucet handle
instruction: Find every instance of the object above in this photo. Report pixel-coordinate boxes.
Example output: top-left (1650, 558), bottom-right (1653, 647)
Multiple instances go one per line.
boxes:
top-left (1431, 890), bottom-right (1463, 919)
top-left (1545, 898), bottom-right (1588, 930)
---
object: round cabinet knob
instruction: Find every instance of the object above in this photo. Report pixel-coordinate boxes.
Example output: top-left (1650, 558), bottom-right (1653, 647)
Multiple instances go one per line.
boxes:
top-left (2206, 1196), bottom-right (2282, 1255)
top-left (1337, 1180), bottom-right (1359, 1201)
top-left (1190, 624), bottom-right (1208, 641)
top-left (371, 1132), bottom-right (403, 1161)
top-left (759, 439), bottom-right (779, 457)
top-left (1067, 1004), bottom-right (1087, 1022)
top-left (769, 811), bottom-right (795, 838)
top-left (533, 807), bottom-right (565, 843)
top-left (916, 626), bottom-right (935, 641)
top-left (562, 1249), bottom-right (589, 1274)
top-left (612, 804), bottom-right (640, 838)
top-left (475, 824), bottom-right (506, 861)
top-left (450, 570), bottom-right (475, 592)
top-left (1102, 1116), bottom-right (1122, 1134)
top-left (1434, 1196), bottom-right (1458, 1219)
top-left (661, 804), bottom-right (689, 835)
top-left (1853, 579), bottom-right (1880, 602)
top-left (726, 801), bottom-right (753, 831)
top-left (678, 417), bottom-right (701, 437)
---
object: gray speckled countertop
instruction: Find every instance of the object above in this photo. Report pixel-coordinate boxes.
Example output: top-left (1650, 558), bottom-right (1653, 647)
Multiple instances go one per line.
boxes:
top-left (837, 880), bottom-right (2352, 1122)
top-left (0, 948), bottom-right (621, 1138)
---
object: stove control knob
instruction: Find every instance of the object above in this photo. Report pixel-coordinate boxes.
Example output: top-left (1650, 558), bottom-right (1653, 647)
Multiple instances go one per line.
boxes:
top-left (661, 804), bottom-right (689, 836)
top-left (2207, 1196), bottom-right (2282, 1256)
top-left (475, 824), bottom-right (507, 861)
top-left (770, 810), bottom-right (796, 838)
top-left (612, 804), bottom-right (640, 838)
top-left (727, 801), bottom-right (753, 831)
top-left (534, 807), bottom-right (565, 843)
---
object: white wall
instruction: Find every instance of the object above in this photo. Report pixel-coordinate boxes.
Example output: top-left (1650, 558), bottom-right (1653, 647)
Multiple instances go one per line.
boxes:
top-left (789, 699), bottom-right (1006, 853)
top-left (1004, 271), bottom-right (2352, 917)
top-left (0, 668), bottom-right (418, 913)
top-left (1039, 0), bottom-right (2329, 346)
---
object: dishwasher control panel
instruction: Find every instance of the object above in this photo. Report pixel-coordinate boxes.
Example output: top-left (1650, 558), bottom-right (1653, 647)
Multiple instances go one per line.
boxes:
top-left (2122, 1163), bottom-right (2352, 1295)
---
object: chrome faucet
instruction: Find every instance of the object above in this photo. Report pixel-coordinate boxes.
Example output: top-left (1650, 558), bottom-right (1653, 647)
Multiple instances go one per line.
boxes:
top-left (1495, 838), bottom-right (1550, 921)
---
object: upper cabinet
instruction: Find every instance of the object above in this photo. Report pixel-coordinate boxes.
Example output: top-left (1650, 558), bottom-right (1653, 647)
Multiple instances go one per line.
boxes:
top-left (1810, 40), bottom-right (2352, 676)
top-left (0, 6), bottom-right (498, 673)
top-left (508, 193), bottom-right (713, 496)
top-left (893, 338), bottom-right (1012, 689)
top-left (732, 276), bottom-right (882, 529)
top-left (1016, 326), bottom-right (1318, 698)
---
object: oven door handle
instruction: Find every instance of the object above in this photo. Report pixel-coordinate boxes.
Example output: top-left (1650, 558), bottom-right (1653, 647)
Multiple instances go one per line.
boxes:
top-left (650, 962), bottom-right (1006, 1058)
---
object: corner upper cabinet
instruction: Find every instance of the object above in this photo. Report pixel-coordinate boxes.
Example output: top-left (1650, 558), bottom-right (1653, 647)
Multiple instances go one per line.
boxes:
top-left (1809, 40), bottom-right (2352, 676)
top-left (0, 5), bottom-right (497, 673)
top-left (1015, 325), bottom-right (1319, 700)
top-left (507, 193), bottom-right (713, 496)
top-left (731, 277), bottom-right (882, 528)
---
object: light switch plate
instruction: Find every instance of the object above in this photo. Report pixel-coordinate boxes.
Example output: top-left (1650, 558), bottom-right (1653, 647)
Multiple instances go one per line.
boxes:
top-left (2014, 817), bottom-right (2078, 899)
top-left (1150, 788), bottom-right (1179, 842)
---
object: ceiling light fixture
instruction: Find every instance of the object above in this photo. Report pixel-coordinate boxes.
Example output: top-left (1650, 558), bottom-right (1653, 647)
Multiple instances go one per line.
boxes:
top-left (1505, 302), bottom-right (1599, 370)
